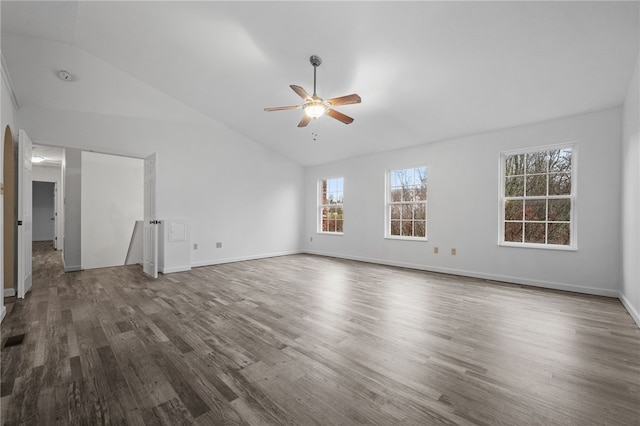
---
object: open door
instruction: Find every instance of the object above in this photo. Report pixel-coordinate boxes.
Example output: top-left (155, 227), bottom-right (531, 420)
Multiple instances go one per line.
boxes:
top-left (17, 130), bottom-right (33, 299)
top-left (143, 153), bottom-right (158, 278)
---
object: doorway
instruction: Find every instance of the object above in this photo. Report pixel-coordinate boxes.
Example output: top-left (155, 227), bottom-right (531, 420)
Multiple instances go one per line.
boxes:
top-left (32, 181), bottom-right (55, 244)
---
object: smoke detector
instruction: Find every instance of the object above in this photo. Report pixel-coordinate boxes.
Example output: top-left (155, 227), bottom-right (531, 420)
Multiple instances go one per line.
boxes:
top-left (57, 69), bottom-right (72, 81)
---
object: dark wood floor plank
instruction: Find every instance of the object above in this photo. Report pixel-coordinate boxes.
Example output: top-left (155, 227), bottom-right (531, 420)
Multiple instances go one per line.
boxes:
top-left (2, 241), bottom-right (639, 425)
top-left (149, 348), bottom-right (210, 419)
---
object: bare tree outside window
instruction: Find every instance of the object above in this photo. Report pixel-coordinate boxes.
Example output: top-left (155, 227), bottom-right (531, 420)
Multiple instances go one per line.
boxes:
top-left (502, 146), bottom-right (574, 247)
top-left (387, 166), bottom-right (427, 239)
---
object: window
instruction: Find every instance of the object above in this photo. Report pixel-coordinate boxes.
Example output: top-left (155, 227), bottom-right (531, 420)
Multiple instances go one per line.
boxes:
top-left (386, 166), bottom-right (427, 239)
top-left (319, 177), bottom-right (344, 233)
top-left (500, 144), bottom-right (575, 248)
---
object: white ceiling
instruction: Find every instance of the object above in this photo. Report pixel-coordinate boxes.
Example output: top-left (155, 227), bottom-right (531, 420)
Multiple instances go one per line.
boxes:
top-left (2, 1), bottom-right (638, 167)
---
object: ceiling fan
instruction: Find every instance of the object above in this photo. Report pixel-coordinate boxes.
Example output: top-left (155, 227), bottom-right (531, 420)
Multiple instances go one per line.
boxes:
top-left (264, 55), bottom-right (361, 127)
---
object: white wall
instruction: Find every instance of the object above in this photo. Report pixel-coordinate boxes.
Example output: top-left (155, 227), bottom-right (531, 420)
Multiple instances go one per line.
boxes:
top-left (81, 151), bottom-right (143, 270)
top-left (304, 108), bottom-right (623, 297)
top-left (63, 148), bottom-right (81, 271)
top-left (18, 107), bottom-right (305, 268)
top-left (621, 53), bottom-right (640, 326)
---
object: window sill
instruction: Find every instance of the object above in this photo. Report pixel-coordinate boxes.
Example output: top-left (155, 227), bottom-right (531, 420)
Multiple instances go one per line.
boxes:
top-left (384, 236), bottom-right (428, 242)
top-left (498, 242), bottom-right (577, 251)
top-left (318, 232), bottom-right (344, 236)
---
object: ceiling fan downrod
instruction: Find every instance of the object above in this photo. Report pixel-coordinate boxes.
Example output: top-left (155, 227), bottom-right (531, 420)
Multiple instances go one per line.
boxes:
top-left (310, 55), bottom-right (322, 97)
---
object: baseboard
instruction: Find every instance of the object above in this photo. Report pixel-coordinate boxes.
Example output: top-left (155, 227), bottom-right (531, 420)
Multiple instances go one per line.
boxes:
top-left (3, 287), bottom-right (16, 298)
top-left (304, 249), bottom-right (620, 298)
top-left (619, 292), bottom-right (640, 328)
top-left (1, 305), bottom-right (5, 323)
top-left (191, 249), bottom-right (303, 268)
top-left (64, 265), bottom-right (82, 272)
top-left (159, 265), bottom-right (192, 274)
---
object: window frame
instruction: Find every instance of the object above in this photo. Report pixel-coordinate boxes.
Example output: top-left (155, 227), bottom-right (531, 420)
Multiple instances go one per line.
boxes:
top-left (385, 165), bottom-right (428, 241)
top-left (498, 142), bottom-right (577, 251)
top-left (317, 176), bottom-right (344, 235)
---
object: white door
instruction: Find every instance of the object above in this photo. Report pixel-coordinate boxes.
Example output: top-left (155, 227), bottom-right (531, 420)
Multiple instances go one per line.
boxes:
top-left (143, 153), bottom-right (158, 278)
top-left (17, 130), bottom-right (33, 299)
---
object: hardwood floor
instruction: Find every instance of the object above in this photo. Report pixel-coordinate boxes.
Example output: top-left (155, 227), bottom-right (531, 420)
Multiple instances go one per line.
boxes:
top-left (1, 241), bottom-right (639, 425)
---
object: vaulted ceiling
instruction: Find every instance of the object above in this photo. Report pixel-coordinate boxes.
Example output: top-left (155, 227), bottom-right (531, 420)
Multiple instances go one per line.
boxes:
top-left (2, 1), bottom-right (638, 166)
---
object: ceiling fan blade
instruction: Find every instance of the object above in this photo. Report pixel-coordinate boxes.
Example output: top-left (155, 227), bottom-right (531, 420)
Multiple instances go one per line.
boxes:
top-left (326, 109), bottom-right (354, 125)
top-left (326, 93), bottom-right (361, 107)
top-left (264, 105), bottom-right (302, 112)
top-left (290, 85), bottom-right (312, 101)
top-left (297, 114), bottom-right (312, 127)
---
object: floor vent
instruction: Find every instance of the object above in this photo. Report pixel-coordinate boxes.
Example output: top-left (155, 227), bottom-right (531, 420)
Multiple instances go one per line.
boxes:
top-left (4, 334), bottom-right (25, 348)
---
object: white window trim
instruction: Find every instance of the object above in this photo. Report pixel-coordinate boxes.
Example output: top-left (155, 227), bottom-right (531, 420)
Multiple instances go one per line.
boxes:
top-left (498, 142), bottom-right (578, 251)
top-left (317, 176), bottom-right (344, 235)
top-left (384, 165), bottom-right (428, 241)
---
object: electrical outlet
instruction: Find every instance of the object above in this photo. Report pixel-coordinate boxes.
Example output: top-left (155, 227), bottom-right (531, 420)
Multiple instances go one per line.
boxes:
top-left (434, 247), bottom-right (439, 254)
top-left (216, 242), bottom-right (222, 248)
top-left (193, 243), bottom-right (198, 250)
top-left (451, 248), bottom-right (457, 255)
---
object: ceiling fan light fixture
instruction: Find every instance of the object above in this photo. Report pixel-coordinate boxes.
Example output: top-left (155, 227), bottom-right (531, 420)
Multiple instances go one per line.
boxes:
top-left (304, 102), bottom-right (327, 118)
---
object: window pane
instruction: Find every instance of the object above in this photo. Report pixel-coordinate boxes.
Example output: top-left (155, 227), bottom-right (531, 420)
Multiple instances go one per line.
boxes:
top-left (505, 222), bottom-right (523, 242)
top-left (549, 173), bottom-right (571, 195)
top-left (524, 199), bottom-right (546, 221)
top-left (505, 176), bottom-right (524, 197)
top-left (416, 185), bottom-right (427, 201)
top-left (505, 200), bottom-right (523, 221)
top-left (414, 221), bottom-right (426, 237)
top-left (402, 205), bottom-right (413, 220)
top-left (390, 170), bottom-right (404, 188)
top-left (402, 187), bottom-right (415, 202)
top-left (526, 151), bottom-right (547, 174)
top-left (548, 223), bottom-right (570, 245)
top-left (328, 220), bottom-right (336, 232)
top-left (390, 188), bottom-right (402, 202)
top-left (414, 204), bottom-right (426, 220)
top-left (549, 149), bottom-right (572, 173)
top-left (416, 167), bottom-right (427, 185)
top-left (401, 221), bottom-right (413, 236)
top-left (336, 220), bottom-right (344, 233)
top-left (390, 220), bottom-right (401, 236)
top-left (526, 175), bottom-right (547, 196)
top-left (548, 199), bottom-right (570, 222)
top-left (505, 154), bottom-right (524, 176)
top-left (390, 205), bottom-right (401, 220)
top-left (524, 222), bottom-right (546, 243)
